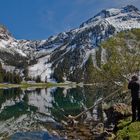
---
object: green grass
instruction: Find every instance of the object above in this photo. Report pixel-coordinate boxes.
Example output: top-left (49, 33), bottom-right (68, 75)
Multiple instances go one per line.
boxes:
top-left (116, 118), bottom-right (140, 140)
top-left (0, 82), bottom-right (75, 89)
top-left (0, 83), bottom-right (19, 88)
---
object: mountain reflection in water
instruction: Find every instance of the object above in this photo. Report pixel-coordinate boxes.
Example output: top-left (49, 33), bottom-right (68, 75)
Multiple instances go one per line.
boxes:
top-left (0, 86), bottom-right (126, 139)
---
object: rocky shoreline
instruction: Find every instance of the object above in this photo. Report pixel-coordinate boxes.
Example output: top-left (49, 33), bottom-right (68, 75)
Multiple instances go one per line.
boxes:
top-left (10, 103), bottom-right (138, 140)
top-left (54, 103), bottom-right (133, 140)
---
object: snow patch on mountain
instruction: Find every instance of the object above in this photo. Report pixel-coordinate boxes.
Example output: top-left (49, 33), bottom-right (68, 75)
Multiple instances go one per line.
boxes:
top-left (82, 49), bottom-right (97, 66)
top-left (28, 55), bottom-right (54, 82)
top-left (0, 5), bottom-right (140, 82)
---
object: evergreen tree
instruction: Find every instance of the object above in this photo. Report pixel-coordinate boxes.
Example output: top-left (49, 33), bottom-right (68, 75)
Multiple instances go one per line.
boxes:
top-left (9, 73), bottom-right (14, 83)
top-left (35, 75), bottom-right (41, 83)
top-left (23, 67), bottom-right (29, 80)
top-left (13, 72), bottom-right (22, 84)
top-left (84, 55), bottom-right (95, 83)
top-left (0, 63), bottom-right (22, 84)
top-left (45, 76), bottom-right (47, 83)
top-left (0, 63), bottom-right (3, 83)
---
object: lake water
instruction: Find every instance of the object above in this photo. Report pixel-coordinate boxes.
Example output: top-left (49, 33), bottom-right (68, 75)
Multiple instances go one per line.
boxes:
top-left (0, 86), bottom-right (128, 139)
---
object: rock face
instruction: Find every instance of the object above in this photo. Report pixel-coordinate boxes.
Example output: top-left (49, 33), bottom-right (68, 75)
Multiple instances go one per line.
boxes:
top-left (104, 103), bottom-right (132, 124)
top-left (90, 103), bottom-right (132, 140)
top-left (0, 5), bottom-right (140, 82)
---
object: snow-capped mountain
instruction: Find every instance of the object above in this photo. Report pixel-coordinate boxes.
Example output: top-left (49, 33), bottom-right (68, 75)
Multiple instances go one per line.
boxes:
top-left (0, 5), bottom-right (140, 82)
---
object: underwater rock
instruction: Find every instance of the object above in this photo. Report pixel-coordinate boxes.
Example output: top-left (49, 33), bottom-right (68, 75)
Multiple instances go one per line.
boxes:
top-left (11, 131), bottom-right (66, 140)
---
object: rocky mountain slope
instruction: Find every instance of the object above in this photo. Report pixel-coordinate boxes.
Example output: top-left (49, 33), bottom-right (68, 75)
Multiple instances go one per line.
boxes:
top-left (0, 5), bottom-right (140, 82)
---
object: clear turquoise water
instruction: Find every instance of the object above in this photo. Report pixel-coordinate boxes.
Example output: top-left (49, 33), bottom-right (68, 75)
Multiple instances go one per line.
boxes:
top-left (0, 86), bottom-right (123, 139)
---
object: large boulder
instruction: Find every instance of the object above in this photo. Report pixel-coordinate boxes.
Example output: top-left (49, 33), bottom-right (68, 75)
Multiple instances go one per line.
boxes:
top-left (104, 103), bottom-right (132, 125)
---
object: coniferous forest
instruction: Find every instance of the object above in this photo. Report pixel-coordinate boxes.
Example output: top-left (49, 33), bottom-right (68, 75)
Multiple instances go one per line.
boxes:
top-left (0, 63), bottom-right (22, 84)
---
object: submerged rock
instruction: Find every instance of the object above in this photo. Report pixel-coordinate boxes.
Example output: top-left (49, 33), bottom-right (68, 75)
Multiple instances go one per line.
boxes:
top-left (10, 131), bottom-right (66, 140)
top-left (92, 123), bottom-right (104, 135)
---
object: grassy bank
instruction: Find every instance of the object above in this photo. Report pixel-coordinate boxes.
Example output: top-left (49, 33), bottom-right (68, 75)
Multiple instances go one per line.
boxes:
top-left (115, 117), bottom-right (140, 140)
top-left (0, 82), bottom-right (75, 89)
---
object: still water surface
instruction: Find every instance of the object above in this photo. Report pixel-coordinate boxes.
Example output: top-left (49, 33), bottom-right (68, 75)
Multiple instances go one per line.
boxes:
top-left (0, 86), bottom-right (127, 139)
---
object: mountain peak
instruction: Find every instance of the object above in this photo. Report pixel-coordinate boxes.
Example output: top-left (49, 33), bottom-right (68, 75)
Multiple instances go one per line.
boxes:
top-left (94, 8), bottom-right (120, 19)
top-left (94, 5), bottom-right (139, 19)
top-left (80, 5), bottom-right (140, 28)
top-left (122, 5), bottom-right (139, 13)
top-left (0, 24), bottom-right (13, 40)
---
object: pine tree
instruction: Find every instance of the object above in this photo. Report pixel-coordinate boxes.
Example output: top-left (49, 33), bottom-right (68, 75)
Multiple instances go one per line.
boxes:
top-left (23, 67), bottom-right (29, 80)
top-left (84, 55), bottom-right (95, 83)
top-left (0, 63), bottom-right (3, 83)
top-left (35, 75), bottom-right (41, 83)
top-left (13, 72), bottom-right (22, 84)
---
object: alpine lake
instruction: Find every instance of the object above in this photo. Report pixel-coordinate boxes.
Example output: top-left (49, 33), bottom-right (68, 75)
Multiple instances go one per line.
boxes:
top-left (0, 84), bottom-right (128, 140)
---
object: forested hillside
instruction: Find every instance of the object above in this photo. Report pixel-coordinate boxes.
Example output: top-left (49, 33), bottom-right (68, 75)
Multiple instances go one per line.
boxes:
top-left (0, 63), bottom-right (22, 84)
top-left (53, 29), bottom-right (140, 85)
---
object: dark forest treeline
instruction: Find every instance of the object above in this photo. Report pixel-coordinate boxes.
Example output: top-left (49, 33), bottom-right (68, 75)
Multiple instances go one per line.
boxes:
top-left (0, 63), bottom-right (22, 84)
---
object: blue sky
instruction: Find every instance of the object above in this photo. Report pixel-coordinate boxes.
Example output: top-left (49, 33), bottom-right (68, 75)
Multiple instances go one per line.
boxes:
top-left (0, 0), bottom-right (139, 40)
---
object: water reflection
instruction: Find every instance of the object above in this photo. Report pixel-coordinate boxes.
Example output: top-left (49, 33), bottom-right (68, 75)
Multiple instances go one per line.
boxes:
top-left (0, 86), bottom-right (125, 139)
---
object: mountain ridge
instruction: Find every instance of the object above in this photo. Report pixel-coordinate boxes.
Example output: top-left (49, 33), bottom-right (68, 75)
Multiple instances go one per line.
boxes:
top-left (0, 5), bottom-right (140, 82)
